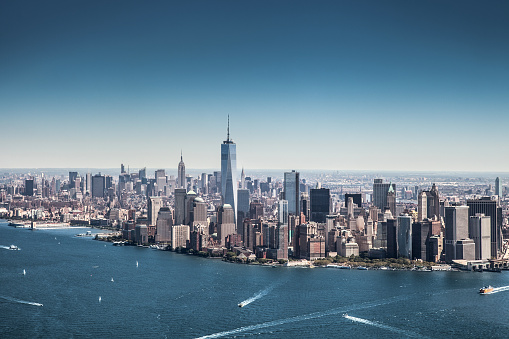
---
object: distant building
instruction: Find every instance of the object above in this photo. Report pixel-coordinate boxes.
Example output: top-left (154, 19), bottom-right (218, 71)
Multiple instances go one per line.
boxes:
top-left (147, 196), bottom-right (162, 226)
top-left (345, 193), bottom-right (362, 210)
top-left (284, 170), bottom-right (300, 216)
top-left (372, 179), bottom-right (396, 211)
top-left (135, 225), bottom-right (149, 245)
top-left (310, 188), bottom-right (330, 223)
top-left (495, 177), bottom-right (502, 197)
top-left (25, 179), bottom-right (34, 196)
top-left (278, 200), bottom-right (288, 226)
top-left (92, 174), bottom-right (105, 198)
top-left (69, 171), bottom-right (78, 189)
top-left (178, 152), bottom-right (186, 189)
top-left (174, 188), bottom-right (187, 225)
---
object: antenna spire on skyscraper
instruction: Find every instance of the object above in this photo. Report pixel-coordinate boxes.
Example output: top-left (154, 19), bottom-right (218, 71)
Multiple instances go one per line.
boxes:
top-left (181, 149), bottom-right (183, 162)
top-left (227, 115), bottom-right (230, 142)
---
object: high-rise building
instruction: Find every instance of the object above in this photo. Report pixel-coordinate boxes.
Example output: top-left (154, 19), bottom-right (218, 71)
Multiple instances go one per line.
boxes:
top-left (250, 200), bottom-right (264, 220)
top-left (468, 214), bottom-right (491, 260)
top-left (69, 172), bottom-right (78, 189)
top-left (412, 220), bottom-right (431, 261)
top-left (237, 189), bottom-right (250, 224)
top-left (86, 173), bottom-right (92, 194)
top-left (300, 192), bottom-right (310, 221)
top-left (155, 207), bottom-right (173, 243)
top-left (278, 200), bottom-right (289, 225)
top-left (240, 168), bottom-right (246, 189)
top-left (217, 204), bottom-right (235, 246)
top-left (174, 188), bottom-right (187, 225)
top-left (417, 191), bottom-right (427, 222)
top-left (190, 197), bottom-right (207, 228)
top-left (310, 188), bottom-right (330, 223)
top-left (91, 174), bottom-right (105, 198)
top-left (372, 179), bottom-right (396, 211)
top-left (467, 197), bottom-right (502, 259)
top-left (444, 205), bottom-right (469, 262)
top-left (147, 196), bottom-right (162, 226)
top-left (284, 170), bottom-right (300, 216)
top-left (178, 152), bottom-right (186, 189)
top-left (221, 116), bottom-right (237, 225)
top-left (386, 218), bottom-right (398, 258)
top-left (495, 177), bottom-right (502, 197)
top-left (171, 224), bottom-right (190, 250)
top-left (25, 179), bottom-right (34, 196)
top-left (397, 214), bottom-right (412, 259)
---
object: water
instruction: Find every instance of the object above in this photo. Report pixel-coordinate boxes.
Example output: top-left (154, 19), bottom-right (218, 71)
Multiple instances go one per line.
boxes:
top-left (1, 220), bottom-right (509, 338)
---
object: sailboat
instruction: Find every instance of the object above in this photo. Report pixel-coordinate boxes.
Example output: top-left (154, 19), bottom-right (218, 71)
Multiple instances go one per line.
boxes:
top-left (23, 269), bottom-right (26, 276)
top-left (136, 261), bottom-right (139, 268)
top-left (111, 277), bottom-right (114, 282)
top-left (99, 296), bottom-right (102, 302)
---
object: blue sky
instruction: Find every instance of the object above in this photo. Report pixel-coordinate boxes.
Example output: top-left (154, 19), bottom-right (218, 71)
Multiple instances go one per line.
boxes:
top-left (1, 1), bottom-right (508, 171)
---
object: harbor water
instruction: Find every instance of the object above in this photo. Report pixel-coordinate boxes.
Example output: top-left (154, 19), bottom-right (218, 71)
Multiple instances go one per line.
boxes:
top-left (1, 220), bottom-right (509, 338)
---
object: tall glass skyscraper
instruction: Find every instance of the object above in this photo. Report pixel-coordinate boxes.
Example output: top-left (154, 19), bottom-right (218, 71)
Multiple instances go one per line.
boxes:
top-left (221, 116), bottom-right (237, 226)
top-left (284, 170), bottom-right (300, 216)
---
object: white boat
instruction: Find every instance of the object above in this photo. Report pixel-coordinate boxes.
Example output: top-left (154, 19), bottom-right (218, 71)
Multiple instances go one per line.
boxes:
top-left (9, 245), bottom-right (20, 250)
top-left (23, 269), bottom-right (26, 275)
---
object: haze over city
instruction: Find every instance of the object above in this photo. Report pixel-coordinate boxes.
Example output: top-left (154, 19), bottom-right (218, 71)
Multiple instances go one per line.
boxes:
top-left (1, 0), bottom-right (508, 171)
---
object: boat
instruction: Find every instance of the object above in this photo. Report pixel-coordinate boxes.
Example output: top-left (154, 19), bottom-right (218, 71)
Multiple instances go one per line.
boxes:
top-left (338, 265), bottom-right (351, 269)
top-left (479, 285), bottom-right (494, 294)
top-left (23, 269), bottom-right (26, 275)
top-left (357, 266), bottom-right (368, 270)
top-left (9, 245), bottom-right (20, 250)
top-left (76, 231), bottom-right (93, 237)
top-left (238, 303), bottom-right (244, 307)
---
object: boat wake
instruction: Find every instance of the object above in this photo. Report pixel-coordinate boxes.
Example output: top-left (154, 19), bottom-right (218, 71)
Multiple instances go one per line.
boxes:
top-left (483, 285), bottom-right (509, 294)
top-left (0, 295), bottom-right (43, 307)
top-left (0, 245), bottom-right (10, 250)
top-left (196, 295), bottom-right (408, 339)
top-left (238, 285), bottom-right (275, 308)
top-left (343, 314), bottom-right (423, 338)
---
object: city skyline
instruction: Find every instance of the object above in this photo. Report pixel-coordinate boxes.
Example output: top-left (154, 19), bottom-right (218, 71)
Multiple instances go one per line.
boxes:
top-left (1, 1), bottom-right (509, 171)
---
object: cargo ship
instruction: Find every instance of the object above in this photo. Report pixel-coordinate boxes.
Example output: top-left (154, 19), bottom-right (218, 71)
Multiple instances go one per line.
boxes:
top-left (479, 285), bottom-right (494, 294)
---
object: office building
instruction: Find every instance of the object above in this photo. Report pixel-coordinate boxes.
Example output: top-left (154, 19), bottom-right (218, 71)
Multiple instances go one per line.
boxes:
top-left (278, 200), bottom-right (289, 226)
top-left (92, 174), bottom-right (105, 198)
top-left (397, 214), bottom-right (412, 259)
top-left (372, 179), bottom-right (396, 211)
top-left (469, 214), bottom-right (491, 260)
top-left (284, 170), bottom-right (300, 216)
top-left (412, 220), bottom-right (431, 261)
top-left (69, 171), bottom-right (78, 189)
top-left (310, 188), bottom-right (330, 223)
top-left (444, 205), bottom-right (469, 262)
top-left (155, 207), bottom-right (173, 243)
top-left (495, 177), bottom-right (502, 197)
top-left (174, 188), bottom-right (187, 225)
top-left (237, 189), bottom-right (250, 224)
top-left (386, 218), bottom-right (398, 258)
top-left (467, 197), bottom-right (502, 259)
top-left (221, 116), bottom-right (237, 226)
top-left (25, 179), bottom-right (34, 196)
top-left (147, 196), bottom-right (162, 226)
top-left (218, 204), bottom-right (235, 246)
top-left (171, 224), bottom-right (190, 250)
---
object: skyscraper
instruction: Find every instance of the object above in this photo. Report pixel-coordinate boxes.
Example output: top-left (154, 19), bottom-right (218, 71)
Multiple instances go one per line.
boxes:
top-left (25, 179), bottom-right (34, 196)
top-left (310, 188), bottom-right (330, 223)
top-left (284, 170), bottom-right (300, 216)
top-left (468, 214), bottom-right (491, 260)
top-left (69, 171), bottom-right (78, 189)
top-left (174, 188), bottom-right (187, 225)
top-left (466, 197), bottom-right (501, 259)
top-left (91, 174), bottom-right (105, 198)
top-left (221, 116), bottom-right (237, 226)
top-left (178, 152), bottom-right (186, 189)
top-left (278, 200), bottom-right (289, 225)
top-left (237, 189), bottom-right (250, 225)
top-left (372, 179), bottom-right (396, 211)
top-left (397, 214), bottom-right (412, 259)
top-left (444, 205), bottom-right (469, 262)
top-left (495, 177), bottom-right (502, 197)
top-left (147, 196), bottom-right (162, 226)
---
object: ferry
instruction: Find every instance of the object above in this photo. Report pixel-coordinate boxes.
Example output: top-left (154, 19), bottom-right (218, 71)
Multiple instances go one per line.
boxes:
top-left (479, 285), bottom-right (494, 294)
